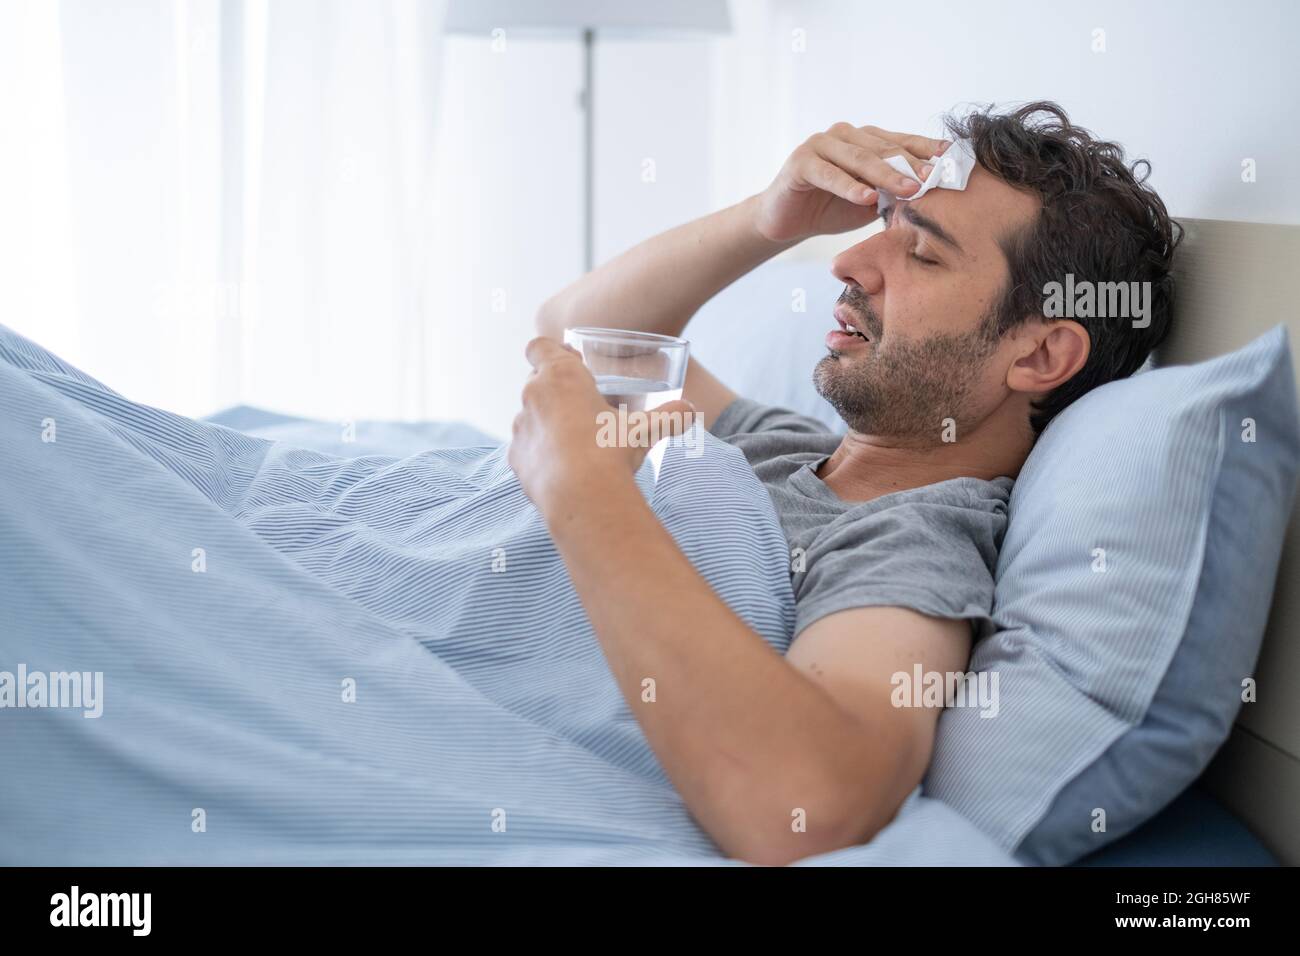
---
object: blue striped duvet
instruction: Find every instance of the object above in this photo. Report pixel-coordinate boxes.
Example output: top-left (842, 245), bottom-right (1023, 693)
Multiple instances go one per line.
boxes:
top-left (0, 324), bottom-right (1013, 865)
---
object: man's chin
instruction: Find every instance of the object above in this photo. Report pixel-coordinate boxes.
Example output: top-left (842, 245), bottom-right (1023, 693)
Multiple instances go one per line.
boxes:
top-left (812, 360), bottom-right (853, 412)
top-left (813, 352), bottom-right (859, 386)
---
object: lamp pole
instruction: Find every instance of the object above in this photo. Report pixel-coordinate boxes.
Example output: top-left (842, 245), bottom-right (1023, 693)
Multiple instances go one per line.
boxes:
top-left (581, 27), bottom-right (595, 273)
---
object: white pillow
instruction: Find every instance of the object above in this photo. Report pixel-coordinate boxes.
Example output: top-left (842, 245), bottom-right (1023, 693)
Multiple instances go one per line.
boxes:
top-left (689, 260), bottom-right (846, 431)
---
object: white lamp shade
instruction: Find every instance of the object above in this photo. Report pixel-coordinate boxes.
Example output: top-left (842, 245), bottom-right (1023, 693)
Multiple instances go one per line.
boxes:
top-left (445, 0), bottom-right (730, 37)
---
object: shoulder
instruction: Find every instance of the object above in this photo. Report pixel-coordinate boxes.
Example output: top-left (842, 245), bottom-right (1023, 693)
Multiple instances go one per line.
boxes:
top-left (814, 476), bottom-right (1012, 566)
top-left (792, 475), bottom-right (1015, 638)
top-left (710, 396), bottom-right (835, 439)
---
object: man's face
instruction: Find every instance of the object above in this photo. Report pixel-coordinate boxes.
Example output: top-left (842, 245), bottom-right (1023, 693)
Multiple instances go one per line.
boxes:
top-left (814, 165), bottom-right (1040, 441)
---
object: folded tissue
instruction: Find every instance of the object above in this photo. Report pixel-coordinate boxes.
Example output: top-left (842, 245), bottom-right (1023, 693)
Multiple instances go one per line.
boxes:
top-left (876, 138), bottom-right (978, 213)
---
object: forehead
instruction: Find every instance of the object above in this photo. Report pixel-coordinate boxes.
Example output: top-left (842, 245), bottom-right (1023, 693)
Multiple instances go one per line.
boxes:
top-left (912, 164), bottom-right (1039, 265)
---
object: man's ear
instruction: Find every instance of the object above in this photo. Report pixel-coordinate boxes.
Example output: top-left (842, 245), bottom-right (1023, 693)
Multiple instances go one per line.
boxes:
top-left (1006, 318), bottom-right (1090, 395)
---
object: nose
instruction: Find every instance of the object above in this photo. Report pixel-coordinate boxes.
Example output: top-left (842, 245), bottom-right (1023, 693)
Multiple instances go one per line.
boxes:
top-left (830, 238), bottom-right (884, 296)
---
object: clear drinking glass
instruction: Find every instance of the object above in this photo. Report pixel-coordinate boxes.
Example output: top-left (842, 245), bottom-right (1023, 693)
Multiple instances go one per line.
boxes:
top-left (562, 327), bottom-right (690, 412)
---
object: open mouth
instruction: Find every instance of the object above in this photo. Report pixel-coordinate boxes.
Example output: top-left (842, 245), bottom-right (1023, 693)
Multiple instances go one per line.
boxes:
top-left (827, 305), bottom-right (871, 350)
top-left (835, 316), bottom-right (868, 340)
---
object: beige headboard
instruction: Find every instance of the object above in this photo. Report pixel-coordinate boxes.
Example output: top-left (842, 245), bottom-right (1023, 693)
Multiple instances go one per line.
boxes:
top-left (1161, 218), bottom-right (1300, 865)
top-left (788, 217), bottom-right (1300, 862)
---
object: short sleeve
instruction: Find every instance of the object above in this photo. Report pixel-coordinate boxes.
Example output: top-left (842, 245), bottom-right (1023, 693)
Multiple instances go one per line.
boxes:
top-left (710, 396), bottom-right (832, 439)
top-left (791, 480), bottom-right (1011, 638)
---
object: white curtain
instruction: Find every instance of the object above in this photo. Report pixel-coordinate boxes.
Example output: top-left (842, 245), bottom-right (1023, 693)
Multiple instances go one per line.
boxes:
top-left (0, 0), bottom-right (447, 421)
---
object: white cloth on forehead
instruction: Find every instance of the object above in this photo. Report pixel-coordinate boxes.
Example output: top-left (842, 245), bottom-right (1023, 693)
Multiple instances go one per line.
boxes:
top-left (875, 138), bottom-right (978, 213)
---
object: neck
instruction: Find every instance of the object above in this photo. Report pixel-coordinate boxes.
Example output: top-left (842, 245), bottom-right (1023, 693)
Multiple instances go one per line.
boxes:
top-left (817, 408), bottom-right (1033, 503)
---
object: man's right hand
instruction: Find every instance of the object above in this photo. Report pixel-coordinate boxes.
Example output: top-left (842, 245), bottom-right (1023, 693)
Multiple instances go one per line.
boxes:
top-left (753, 123), bottom-right (952, 244)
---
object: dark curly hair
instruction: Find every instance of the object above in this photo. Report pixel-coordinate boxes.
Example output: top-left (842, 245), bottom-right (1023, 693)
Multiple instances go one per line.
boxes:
top-left (944, 101), bottom-right (1184, 434)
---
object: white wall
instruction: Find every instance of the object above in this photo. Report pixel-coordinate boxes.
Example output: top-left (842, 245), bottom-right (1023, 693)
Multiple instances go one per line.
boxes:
top-left (721, 0), bottom-right (1300, 226)
top-left (427, 35), bottom-right (584, 435)
top-left (431, 32), bottom-right (717, 436)
top-left (594, 38), bottom-right (716, 264)
top-left (605, 0), bottom-right (1300, 240)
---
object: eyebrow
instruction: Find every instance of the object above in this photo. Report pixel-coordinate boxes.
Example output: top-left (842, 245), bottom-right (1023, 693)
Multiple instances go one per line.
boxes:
top-left (897, 203), bottom-right (966, 257)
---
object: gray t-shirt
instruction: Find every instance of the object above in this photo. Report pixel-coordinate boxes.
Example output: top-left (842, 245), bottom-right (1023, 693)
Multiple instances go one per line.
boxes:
top-left (711, 397), bottom-right (1014, 638)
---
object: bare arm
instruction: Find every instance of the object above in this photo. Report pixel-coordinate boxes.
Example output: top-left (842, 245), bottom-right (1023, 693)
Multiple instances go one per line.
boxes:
top-left (535, 195), bottom-right (788, 427)
top-left (536, 194), bottom-right (793, 345)
top-left (543, 459), bottom-right (968, 865)
top-left (535, 123), bottom-right (948, 427)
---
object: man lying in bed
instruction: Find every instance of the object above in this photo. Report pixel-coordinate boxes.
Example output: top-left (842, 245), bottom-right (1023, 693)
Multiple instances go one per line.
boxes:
top-left (508, 101), bottom-right (1181, 865)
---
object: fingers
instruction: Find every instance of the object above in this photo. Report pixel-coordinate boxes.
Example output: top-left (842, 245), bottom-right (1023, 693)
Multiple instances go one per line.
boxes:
top-left (648, 400), bottom-right (697, 439)
top-left (803, 155), bottom-right (880, 205)
top-left (869, 127), bottom-right (952, 164)
top-left (524, 335), bottom-right (581, 370)
top-left (812, 132), bottom-right (922, 199)
top-left (793, 121), bottom-right (951, 208)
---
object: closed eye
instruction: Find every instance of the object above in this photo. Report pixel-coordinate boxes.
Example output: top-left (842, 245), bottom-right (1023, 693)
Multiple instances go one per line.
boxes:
top-left (886, 202), bottom-right (965, 267)
top-left (885, 208), bottom-right (941, 267)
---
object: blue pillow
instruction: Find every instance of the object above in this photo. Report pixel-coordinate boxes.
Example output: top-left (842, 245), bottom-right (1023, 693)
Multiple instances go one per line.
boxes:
top-left (1073, 786), bottom-right (1278, 867)
top-left (924, 326), bottom-right (1300, 864)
